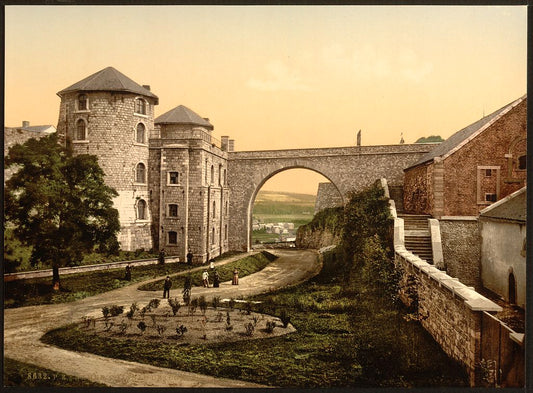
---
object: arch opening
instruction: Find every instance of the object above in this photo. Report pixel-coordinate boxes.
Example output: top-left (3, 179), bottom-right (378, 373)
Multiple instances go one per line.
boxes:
top-left (248, 167), bottom-right (343, 250)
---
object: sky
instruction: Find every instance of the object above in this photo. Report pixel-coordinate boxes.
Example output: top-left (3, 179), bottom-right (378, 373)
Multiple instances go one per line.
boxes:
top-left (4, 5), bottom-right (527, 195)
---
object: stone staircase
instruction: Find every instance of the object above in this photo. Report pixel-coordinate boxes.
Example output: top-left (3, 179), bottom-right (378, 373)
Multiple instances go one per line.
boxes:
top-left (399, 214), bottom-right (433, 263)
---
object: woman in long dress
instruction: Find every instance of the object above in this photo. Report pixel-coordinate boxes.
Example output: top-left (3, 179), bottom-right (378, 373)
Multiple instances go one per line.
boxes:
top-left (232, 268), bottom-right (239, 285)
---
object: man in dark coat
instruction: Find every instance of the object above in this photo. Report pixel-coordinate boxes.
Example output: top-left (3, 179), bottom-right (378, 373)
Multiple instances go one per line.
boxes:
top-left (186, 250), bottom-right (193, 265)
top-left (163, 276), bottom-right (172, 298)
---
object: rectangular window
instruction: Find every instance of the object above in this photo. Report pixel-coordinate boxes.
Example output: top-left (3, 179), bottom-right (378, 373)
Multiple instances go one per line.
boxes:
top-left (168, 204), bottom-right (178, 217)
top-left (168, 172), bottom-right (179, 185)
top-left (485, 169), bottom-right (492, 177)
top-left (485, 193), bottom-right (497, 203)
top-left (168, 231), bottom-right (178, 244)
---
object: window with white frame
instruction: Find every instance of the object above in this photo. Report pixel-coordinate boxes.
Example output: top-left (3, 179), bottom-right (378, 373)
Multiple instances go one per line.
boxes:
top-left (77, 94), bottom-right (88, 111)
top-left (136, 123), bottom-right (146, 143)
top-left (135, 98), bottom-right (147, 115)
top-left (168, 231), bottom-right (178, 245)
top-left (137, 199), bottom-right (147, 220)
top-left (168, 204), bottom-right (178, 217)
top-left (168, 171), bottom-right (179, 185)
top-left (76, 119), bottom-right (87, 140)
top-left (136, 163), bottom-right (146, 183)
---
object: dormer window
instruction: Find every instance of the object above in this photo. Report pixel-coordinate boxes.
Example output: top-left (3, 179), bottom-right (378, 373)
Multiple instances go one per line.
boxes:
top-left (136, 123), bottom-right (146, 143)
top-left (78, 94), bottom-right (88, 111)
top-left (76, 119), bottom-right (87, 140)
top-left (135, 98), bottom-right (147, 115)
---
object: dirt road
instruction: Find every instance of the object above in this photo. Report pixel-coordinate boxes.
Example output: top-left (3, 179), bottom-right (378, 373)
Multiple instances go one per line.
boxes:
top-left (4, 249), bottom-right (321, 387)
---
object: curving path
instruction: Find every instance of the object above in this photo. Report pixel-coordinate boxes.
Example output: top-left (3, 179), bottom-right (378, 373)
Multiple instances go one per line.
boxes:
top-left (4, 249), bottom-right (321, 387)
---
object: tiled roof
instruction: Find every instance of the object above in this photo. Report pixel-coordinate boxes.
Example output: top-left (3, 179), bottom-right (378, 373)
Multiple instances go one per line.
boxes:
top-left (155, 105), bottom-right (213, 130)
top-left (406, 95), bottom-right (526, 170)
top-left (57, 67), bottom-right (158, 103)
top-left (480, 187), bottom-right (526, 223)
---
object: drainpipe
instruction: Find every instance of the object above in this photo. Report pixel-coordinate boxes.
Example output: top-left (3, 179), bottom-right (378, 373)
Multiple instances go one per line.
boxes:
top-left (206, 185), bottom-right (211, 262)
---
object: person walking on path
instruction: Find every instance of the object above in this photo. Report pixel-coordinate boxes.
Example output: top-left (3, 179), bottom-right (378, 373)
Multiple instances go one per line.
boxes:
top-left (202, 270), bottom-right (210, 288)
top-left (186, 250), bottom-right (193, 265)
top-left (163, 276), bottom-right (172, 298)
top-left (158, 249), bottom-right (166, 265)
top-left (232, 268), bottom-right (239, 285)
top-left (124, 264), bottom-right (132, 281)
top-left (213, 270), bottom-right (220, 288)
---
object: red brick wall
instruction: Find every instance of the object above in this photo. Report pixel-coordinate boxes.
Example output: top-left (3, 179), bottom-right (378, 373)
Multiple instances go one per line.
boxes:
top-left (403, 162), bottom-right (432, 214)
top-left (442, 99), bottom-right (526, 216)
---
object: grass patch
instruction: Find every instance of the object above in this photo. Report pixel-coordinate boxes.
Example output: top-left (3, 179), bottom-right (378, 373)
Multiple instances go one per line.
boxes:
top-left (42, 248), bottom-right (467, 388)
top-left (4, 262), bottom-right (191, 309)
top-left (138, 251), bottom-right (277, 292)
top-left (3, 357), bottom-right (106, 387)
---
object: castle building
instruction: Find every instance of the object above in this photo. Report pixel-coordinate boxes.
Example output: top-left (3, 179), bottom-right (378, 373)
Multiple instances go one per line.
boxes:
top-left (56, 66), bottom-right (232, 262)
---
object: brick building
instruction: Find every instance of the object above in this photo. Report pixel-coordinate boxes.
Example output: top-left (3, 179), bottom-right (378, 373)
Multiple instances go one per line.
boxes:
top-left (55, 67), bottom-right (232, 262)
top-left (403, 95), bottom-right (527, 218)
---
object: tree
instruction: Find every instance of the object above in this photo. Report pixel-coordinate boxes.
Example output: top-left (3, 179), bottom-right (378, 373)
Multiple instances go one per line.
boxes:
top-left (415, 135), bottom-right (444, 143)
top-left (4, 134), bottom-right (120, 288)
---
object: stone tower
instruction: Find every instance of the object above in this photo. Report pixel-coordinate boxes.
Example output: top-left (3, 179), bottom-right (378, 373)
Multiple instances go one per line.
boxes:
top-left (150, 105), bottom-right (230, 263)
top-left (56, 67), bottom-right (159, 251)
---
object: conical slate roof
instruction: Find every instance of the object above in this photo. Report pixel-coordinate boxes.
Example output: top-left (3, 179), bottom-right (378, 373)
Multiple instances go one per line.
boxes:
top-left (57, 67), bottom-right (158, 103)
top-left (155, 105), bottom-right (213, 130)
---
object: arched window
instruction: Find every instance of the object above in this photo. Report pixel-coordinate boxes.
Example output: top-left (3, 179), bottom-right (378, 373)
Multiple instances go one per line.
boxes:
top-left (135, 98), bottom-right (146, 115)
top-left (136, 123), bottom-right (145, 143)
top-left (225, 201), bottom-right (228, 216)
top-left (212, 201), bottom-right (216, 218)
top-left (168, 231), bottom-right (178, 245)
top-left (136, 163), bottom-right (146, 183)
top-left (78, 94), bottom-right (88, 111)
top-left (137, 199), bottom-right (147, 220)
top-left (518, 155), bottom-right (526, 170)
top-left (76, 119), bottom-right (87, 140)
top-left (219, 164), bottom-right (223, 185)
top-left (212, 228), bottom-right (215, 244)
top-left (210, 165), bottom-right (214, 184)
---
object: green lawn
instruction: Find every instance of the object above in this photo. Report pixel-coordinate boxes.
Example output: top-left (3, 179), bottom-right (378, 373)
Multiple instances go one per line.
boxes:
top-left (3, 358), bottom-right (106, 387)
top-left (42, 249), bottom-right (467, 388)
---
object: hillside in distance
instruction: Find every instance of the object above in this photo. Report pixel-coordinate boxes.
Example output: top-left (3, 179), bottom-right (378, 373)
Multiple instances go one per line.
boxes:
top-left (253, 191), bottom-right (316, 216)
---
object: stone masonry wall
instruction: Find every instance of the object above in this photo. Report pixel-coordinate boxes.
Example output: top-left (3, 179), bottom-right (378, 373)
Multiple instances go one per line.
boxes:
top-left (314, 182), bottom-right (343, 213)
top-left (228, 143), bottom-right (433, 251)
top-left (439, 218), bottom-right (481, 289)
top-left (403, 162), bottom-right (431, 214)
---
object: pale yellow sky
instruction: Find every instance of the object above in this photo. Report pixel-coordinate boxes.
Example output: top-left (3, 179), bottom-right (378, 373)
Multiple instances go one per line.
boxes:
top-left (4, 5), bottom-right (527, 194)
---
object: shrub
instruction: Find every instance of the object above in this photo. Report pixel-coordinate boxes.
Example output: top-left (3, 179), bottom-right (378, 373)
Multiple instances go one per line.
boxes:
top-left (225, 311), bottom-right (233, 331)
top-left (168, 298), bottom-right (181, 316)
top-left (228, 298), bottom-right (235, 311)
top-left (118, 321), bottom-right (128, 334)
top-left (188, 298), bottom-right (198, 315)
top-left (139, 307), bottom-right (147, 320)
top-left (156, 324), bottom-right (166, 337)
top-left (150, 314), bottom-right (157, 326)
top-left (198, 295), bottom-right (208, 315)
top-left (279, 309), bottom-right (291, 328)
top-left (103, 321), bottom-right (114, 332)
top-left (147, 298), bottom-right (160, 310)
top-left (126, 302), bottom-right (138, 319)
top-left (215, 311), bottom-right (223, 322)
top-left (102, 306), bottom-right (110, 319)
top-left (137, 321), bottom-right (147, 335)
top-left (245, 322), bottom-right (255, 336)
top-left (245, 301), bottom-right (253, 315)
top-left (109, 305), bottom-right (124, 317)
top-left (212, 296), bottom-right (220, 310)
top-left (265, 320), bottom-right (276, 333)
top-left (176, 324), bottom-right (187, 338)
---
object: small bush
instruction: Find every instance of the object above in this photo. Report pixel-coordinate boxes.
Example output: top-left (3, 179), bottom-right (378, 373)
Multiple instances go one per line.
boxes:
top-left (188, 298), bottom-right (198, 315)
top-left (212, 296), bottom-right (221, 310)
top-left (215, 311), bottom-right (223, 322)
top-left (198, 295), bottom-right (208, 315)
top-left (139, 307), bottom-right (147, 320)
top-left (245, 322), bottom-right (255, 336)
top-left (118, 321), bottom-right (128, 334)
top-left (176, 324), bottom-right (187, 338)
top-left (109, 305), bottom-right (124, 317)
top-left (102, 306), bottom-right (110, 319)
top-left (228, 298), bottom-right (235, 311)
top-left (137, 321), bottom-right (147, 335)
top-left (265, 321), bottom-right (276, 333)
top-left (103, 321), bottom-right (114, 332)
top-left (156, 324), bottom-right (166, 337)
top-left (168, 298), bottom-right (181, 316)
top-left (279, 309), bottom-right (291, 328)
top-left (245, 301), bottom-right (253, 315)
top-left (147, 298), bottom-right (160, 310)
top-left (126, 302), bottom-right (138, 319)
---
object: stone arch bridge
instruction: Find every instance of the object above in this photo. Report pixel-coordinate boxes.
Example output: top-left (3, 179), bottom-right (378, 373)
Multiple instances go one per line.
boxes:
top-left (227, 143), bottom-right (433, 251)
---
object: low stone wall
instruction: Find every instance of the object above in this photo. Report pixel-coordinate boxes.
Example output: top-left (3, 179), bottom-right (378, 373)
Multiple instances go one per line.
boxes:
top-left (295, 227), bottom-right (340, 250)
top-left (439, 217), bottom-right (481, 288)
top-left (395, 245), bottom-right (500, 386)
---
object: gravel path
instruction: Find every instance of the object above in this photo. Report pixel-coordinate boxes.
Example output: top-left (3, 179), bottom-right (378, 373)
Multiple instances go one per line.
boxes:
top-left (4, 249), bottom-right (321, 387)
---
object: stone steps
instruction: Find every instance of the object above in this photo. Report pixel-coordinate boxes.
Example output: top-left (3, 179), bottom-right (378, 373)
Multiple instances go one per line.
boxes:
top-left (400, 214), bottom-right (433, 263)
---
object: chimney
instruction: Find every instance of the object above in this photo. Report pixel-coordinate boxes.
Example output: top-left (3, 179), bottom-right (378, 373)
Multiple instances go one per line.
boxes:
top-left (221, 136), bottom-right (229, 151)
top-left (142, 85), bottom-right (151, 91)
top-left (228, 139), bottom-right (235, 152)
top-left (22, 121), bottom-right (30, 128)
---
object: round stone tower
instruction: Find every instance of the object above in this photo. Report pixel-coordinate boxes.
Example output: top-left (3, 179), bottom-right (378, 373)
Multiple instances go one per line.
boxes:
top-left (56, 66), bottom-right (159, 251)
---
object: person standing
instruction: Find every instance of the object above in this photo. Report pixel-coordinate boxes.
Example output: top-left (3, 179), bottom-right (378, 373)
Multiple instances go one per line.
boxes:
top-left (163, 276), bottom-right (172, 298)
top-left (125, 264), bottom-right (132, 281)
top-left (232, 268), bottom-right (239, 285)
top-left (186, 250), bottom-right (193, 265)
top-left (213, 270), bottom-right (220, 288)
top-left (202, 270), bottom-right (210, 288)
top-left (158, 249), bottom-right (166, 265)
